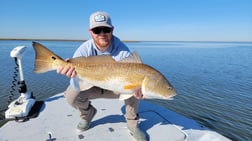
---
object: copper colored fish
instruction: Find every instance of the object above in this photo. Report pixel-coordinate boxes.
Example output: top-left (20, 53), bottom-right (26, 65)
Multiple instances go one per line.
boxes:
top-left (32, 42), bottom-right (176, 100)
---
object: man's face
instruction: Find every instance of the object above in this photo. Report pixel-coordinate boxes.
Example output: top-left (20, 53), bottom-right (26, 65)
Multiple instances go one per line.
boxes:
top-left (89, 26), bottom-right (113, 50)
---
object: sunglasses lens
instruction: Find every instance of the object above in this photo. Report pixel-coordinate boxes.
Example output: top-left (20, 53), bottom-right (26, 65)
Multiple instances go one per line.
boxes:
top-left (103, 27), bottom-right (112, 33)
top-left (92, 28), bottom-right (101, 34)
top-left (92, 27), bottom-right (111, 34)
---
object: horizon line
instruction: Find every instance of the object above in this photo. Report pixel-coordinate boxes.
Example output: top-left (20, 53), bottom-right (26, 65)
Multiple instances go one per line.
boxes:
top-left (0, 38), bottom-right (252, 43)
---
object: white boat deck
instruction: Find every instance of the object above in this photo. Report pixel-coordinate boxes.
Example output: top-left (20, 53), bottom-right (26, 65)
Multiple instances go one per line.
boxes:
top-left (0, 93), bottom-right (231, 141)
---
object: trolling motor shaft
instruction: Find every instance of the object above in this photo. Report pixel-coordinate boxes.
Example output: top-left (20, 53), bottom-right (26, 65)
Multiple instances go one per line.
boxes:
top-left (5, 46), bottom-right (35, 120)
top-left (18, 80), bottom-right (27, 94)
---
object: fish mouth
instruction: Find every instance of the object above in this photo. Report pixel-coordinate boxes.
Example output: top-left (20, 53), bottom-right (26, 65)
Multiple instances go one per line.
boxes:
top-left (164, 90), bottom-right (177, 99)
top-left (144, 92), bottom-right (176, 100)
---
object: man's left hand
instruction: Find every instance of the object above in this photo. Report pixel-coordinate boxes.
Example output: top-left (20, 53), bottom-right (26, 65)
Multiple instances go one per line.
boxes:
top-left (134, 88), bottom-right (144, 99)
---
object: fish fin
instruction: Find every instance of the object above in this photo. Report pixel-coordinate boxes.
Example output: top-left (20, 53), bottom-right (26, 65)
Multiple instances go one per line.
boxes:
top-left (124, 84), bottom-right (141, 90)
top-left (120, 51), bottom-right (142, 63)
top-left (119, 94), bottom-right (133, 100)
top-left (32, 42), bottom-right (64, 73)
top-left (132, 51), bottom-right (142, 63)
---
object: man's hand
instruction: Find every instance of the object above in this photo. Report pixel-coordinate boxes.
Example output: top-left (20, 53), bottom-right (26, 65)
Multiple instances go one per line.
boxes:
top-left (56, 58), bottom-right (77, 78)
top-left (134, 88), bottom-right (144, 99)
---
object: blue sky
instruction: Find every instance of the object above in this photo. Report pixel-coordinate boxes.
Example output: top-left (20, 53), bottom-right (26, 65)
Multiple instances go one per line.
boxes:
top-left (0, 0), bottom-right (251, 41)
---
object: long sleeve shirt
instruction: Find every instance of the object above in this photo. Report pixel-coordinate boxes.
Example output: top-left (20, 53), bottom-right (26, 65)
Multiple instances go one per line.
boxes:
top-left (70, 35), bottom-right (132, 91)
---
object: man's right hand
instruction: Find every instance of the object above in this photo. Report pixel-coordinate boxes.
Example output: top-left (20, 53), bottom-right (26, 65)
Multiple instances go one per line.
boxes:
top-left (56, 58), bottom-right (77, 78)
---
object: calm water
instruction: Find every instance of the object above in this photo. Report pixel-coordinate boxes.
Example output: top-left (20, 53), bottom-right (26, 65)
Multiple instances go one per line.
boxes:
top-left (0, 40), bottom-right (251, 141)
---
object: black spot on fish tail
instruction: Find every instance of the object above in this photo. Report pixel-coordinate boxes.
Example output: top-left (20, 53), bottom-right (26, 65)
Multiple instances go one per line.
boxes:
top-left (51, 56), bottom-right (56, 60)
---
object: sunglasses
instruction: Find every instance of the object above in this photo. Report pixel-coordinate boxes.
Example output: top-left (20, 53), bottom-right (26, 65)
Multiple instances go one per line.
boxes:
top-left (91, 27), bottom-right (112, 34)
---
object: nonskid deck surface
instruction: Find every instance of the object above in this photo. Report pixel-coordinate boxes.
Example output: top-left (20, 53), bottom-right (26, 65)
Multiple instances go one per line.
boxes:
top-left (0, 93), bottom-right (230, 141)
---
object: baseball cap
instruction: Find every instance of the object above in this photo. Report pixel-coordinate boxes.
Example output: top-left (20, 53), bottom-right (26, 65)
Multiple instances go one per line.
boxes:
top-left (89, 11), bottom-right (113, 29)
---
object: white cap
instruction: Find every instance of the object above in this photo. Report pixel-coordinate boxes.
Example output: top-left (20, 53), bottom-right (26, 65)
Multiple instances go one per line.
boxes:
top-left (89, 11), bottom-right (113, 29)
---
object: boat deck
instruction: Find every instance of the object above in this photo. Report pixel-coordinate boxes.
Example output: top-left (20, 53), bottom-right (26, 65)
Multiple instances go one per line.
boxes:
top-left (0, 93), bottom-right (230, 141)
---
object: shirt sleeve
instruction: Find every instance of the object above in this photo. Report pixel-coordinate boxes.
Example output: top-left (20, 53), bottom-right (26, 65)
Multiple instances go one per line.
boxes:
top-left (70, 40), bottom-right (93, 91)
top-left (69, 37), bottom-right (132, 92)
top-left (111, 36), bottom-right (132, 61)
top-left (72, 42), bottom-right (90, 58)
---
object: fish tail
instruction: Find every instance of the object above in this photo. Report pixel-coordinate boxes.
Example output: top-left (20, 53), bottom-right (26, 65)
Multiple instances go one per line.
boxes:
top-left (32, 41), bottom-right (64, 73)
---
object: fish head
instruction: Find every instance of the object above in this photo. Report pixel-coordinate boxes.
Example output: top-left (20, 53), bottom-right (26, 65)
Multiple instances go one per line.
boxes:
top-left (142, 74), bottom-right (176, 100)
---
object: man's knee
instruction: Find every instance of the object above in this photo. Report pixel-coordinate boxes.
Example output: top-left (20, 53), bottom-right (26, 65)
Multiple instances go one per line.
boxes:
top-left (64, 85), bottom-right (79, 106)
top-left (85, 87), bottom-right (119, 99)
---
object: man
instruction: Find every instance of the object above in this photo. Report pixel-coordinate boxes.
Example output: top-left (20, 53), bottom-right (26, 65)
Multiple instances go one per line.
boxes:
top-left (57, 11), bottom-right (146, 141)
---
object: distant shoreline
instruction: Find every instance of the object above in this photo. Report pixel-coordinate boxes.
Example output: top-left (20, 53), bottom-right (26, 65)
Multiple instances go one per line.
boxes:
top-left (0, 38), bottom-right (85, 42)
top-left (0, 38), bottom-right (251, 43)
top-left (0, 38), bottom-right (139, 43)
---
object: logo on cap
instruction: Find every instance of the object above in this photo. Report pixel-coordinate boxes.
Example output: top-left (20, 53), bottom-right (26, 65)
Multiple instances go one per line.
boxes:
top-left (94, 14), bottom-right (106, 22)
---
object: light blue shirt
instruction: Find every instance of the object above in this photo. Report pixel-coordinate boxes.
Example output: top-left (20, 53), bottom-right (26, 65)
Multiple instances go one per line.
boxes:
top-left (70, 35), bottom-right (132, 91)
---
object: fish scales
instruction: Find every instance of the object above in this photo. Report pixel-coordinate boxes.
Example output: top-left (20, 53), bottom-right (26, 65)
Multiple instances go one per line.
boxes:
top-left (32, 41), bottom-right (176, 99)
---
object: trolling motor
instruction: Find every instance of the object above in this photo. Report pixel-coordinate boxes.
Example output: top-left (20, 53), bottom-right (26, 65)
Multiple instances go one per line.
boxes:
top-left (5, 46), bottom-right (36, 121)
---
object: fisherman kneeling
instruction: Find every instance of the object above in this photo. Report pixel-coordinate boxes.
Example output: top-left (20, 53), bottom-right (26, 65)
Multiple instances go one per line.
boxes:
top-left (57, 11), bottom-right (146, 141)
